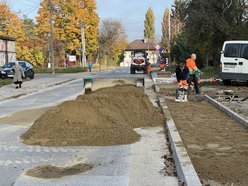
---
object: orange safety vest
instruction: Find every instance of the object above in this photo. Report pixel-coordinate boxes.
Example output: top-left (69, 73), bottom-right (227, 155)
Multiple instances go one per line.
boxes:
top-left (159, 63), bottom-right (165, 69)
top-left (186, 58), bottom-right (197, 71)
top-left (147, 65), bottom-right (152, 72)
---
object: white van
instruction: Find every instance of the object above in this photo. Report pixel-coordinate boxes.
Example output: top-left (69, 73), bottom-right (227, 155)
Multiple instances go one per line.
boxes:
top-left (220, 41), bottom-right (248, 85)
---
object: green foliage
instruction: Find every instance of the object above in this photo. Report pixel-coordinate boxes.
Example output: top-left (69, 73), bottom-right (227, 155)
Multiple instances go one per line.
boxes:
top-left (34, 67), bottom-right (87, 73)
top-left (170, 0), bottom-right (248, 68)
top-left (144, 7), bottom-right (155, 41)
top-left (22, 16), bottom-right (36, 39)
top-left (201, 66), bottom-right (219, 79)
top-left (161, 8), bottom-right (170, 48)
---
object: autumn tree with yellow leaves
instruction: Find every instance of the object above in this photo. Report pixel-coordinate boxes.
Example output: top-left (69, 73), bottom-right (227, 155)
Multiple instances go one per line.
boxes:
top-left (0, 3), bottom-right (44, 67)
top-left (36, 0), bottom-right (99, 66)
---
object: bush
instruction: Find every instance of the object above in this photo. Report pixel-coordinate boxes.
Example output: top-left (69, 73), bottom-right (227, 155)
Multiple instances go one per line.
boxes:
top-left (34, 67), bottom-right (88, 74)
top-left (201, 66), bottom-right (219, 79)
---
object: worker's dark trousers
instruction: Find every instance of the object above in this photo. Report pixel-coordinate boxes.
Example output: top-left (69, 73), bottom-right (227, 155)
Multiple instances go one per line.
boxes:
top-left (188, 74), bottom-right (200, 94)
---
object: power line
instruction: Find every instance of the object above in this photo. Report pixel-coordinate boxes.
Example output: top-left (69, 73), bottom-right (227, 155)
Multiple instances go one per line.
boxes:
top-left (23, 6), bottom-right (39, 16)
top-left (14, 0), bottom-right (40, 7)
top-left (21, 0), bottom-right (41, 6)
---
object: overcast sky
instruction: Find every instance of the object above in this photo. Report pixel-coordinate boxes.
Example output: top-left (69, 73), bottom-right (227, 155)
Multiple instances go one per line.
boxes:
top-left (9, 0), bottom-right (173, 42)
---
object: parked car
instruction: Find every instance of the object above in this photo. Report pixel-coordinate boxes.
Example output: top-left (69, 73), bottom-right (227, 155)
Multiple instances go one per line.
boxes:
top-left (220, 41), bottom-right (248, 85)
top-left (0, 61), bottom-right (34, 79)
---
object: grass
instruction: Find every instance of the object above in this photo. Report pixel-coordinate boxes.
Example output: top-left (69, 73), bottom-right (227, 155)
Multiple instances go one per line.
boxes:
top-left (34, 67), bottom-right (88, 74)
top-left (0, 78), bottom-right (13, 87)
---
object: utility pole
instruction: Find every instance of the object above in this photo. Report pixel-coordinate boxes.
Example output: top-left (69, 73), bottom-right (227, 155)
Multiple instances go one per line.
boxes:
top-left (81, 20), bottom-right (86, 68)
top-left (48, 0), bottom-right (55, 74)
top-left (168, 10), bottom-right (171, 41)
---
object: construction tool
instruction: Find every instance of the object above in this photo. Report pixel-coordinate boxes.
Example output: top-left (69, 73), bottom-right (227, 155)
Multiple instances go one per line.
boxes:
top-left (175, 80), bottom-right (188, 102)
top-left (83, 77), bottom-right (93, 94)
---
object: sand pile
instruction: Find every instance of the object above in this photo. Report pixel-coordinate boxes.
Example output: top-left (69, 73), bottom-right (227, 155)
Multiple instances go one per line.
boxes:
top-left (26, 164), bottom-right (92, 179)
top-left (21, 85), bottom-right (165, 146)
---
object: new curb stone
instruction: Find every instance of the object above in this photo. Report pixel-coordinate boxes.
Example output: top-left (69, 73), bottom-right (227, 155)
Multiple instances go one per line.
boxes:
top-left (151, 74), bottom-right (201, 186)
top-left (204, 95), bottom-right (248, 128)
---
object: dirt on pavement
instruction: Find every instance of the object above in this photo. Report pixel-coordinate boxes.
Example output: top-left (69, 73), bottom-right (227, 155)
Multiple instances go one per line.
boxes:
top-left (0, 107), bottom-right (52, 125)
top-left (26, 164), bottom-right (93, 179)
top-left (160, 84), bottom-right (248, 185)
top-left (21, 85), bottom-right (165, 146)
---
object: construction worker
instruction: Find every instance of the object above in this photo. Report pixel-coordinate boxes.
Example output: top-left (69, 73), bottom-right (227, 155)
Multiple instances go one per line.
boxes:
top-left (159, 62), bottom-right (165, 71)
top-left (175, 62), bottom-right (189, 83)
top-left (186, 53), bottom-right (200, 94)
top-left (175, 62), bottom-right (189, 101)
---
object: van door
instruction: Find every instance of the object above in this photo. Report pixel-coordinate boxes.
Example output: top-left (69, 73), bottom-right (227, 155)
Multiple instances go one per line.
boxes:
top-left (222, 43), bottom-right (240, 76)
top-left (239, 44), bottom-right (248, 80)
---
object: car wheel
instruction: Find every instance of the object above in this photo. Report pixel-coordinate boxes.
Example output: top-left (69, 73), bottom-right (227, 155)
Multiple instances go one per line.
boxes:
top-left (130, 67), bottom-right (135, 74)
top-left (29, 70), bottom-right (34, 79)
top-left (223, 79), bottom-right (231, 86)
top-left (24, 72), bottom-right (28, 79)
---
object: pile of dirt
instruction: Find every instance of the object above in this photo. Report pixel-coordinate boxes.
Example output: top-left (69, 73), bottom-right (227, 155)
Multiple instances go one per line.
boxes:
top-left (166, 100), bottom-right (248, 185)
top-left (26, 164), bottom-right (92, 179)
top-left (21, 85), bottom-right (165, 146)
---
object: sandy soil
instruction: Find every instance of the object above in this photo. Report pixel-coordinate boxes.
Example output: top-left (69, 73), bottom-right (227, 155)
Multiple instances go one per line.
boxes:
top-left (21, 85), bottom-right (165, 146)
top-left (26, 164), bottom-right (92, 179)
top-left (160, 85), bottom-right (248, 185)
top-left (0, 107), bottom-right (52, 125)
top-left (159, 83), bottom-right (248, 120)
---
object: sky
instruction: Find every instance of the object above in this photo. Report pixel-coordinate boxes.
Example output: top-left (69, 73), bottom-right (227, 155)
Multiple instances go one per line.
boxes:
top-left (8, 0), bottom-right (173, 42)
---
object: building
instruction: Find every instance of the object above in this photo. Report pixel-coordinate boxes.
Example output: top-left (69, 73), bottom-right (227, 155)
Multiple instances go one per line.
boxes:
top-left (0, 36), bottom-right (16, 66)
top-left (122, 39), bottom-right (158, 66)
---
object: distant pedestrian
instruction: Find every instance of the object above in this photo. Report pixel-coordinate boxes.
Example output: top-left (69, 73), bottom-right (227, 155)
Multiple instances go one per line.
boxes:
top-left (88, 60), bottom-right (93, 72)
top-left (186, 53), bottom-right (200, 94)
top-left (13, 62), bottom-right (25, 89)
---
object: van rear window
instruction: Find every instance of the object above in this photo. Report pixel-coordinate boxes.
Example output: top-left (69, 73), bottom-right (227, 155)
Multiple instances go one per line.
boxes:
top-left (224, 44), bottom-right (239, 58)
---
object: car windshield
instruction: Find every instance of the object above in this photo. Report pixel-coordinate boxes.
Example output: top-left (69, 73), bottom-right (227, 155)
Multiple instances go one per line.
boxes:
top-left (4, 63), bottom-right (15, 68)
top-left (134, 52), bottom-right (145, 58)
top-left (3, 62), bottom-right (26, 68)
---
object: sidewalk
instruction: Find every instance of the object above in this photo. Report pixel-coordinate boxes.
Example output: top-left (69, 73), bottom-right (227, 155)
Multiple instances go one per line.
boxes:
top-left (0, 73), bottom-right (86, 102)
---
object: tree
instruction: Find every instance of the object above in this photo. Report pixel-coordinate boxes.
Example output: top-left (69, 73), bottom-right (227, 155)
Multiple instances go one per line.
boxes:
top-left (170, 0), bottom-right (248, 68)
top-left (144, 7), bottom-right (155, 41)
top-left (0, 3), bottom-right (25, 40)
top-left (161, 8), bottom-right (170, 48)
top-left (99, 18), bottom-right (128, 66)
top-left (17, 16), bottom-right (44, 67)
top-left (22, 15), bottom-right (36, 40)
top-left (35, 0), bottom-right (99, 66)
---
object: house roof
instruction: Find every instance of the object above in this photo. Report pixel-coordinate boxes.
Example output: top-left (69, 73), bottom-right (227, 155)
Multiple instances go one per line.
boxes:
top-left (126, 39), bottom-right (156, 51)
top-left (0, 36), bottom-right (16, 41)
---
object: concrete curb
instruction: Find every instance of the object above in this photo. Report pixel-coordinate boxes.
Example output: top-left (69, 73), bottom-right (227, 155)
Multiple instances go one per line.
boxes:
top-left (204, 95), bottom-right (248, 128)
top-left (158, 96), bottom-right (201, 186)
top-left (151, 76), bottom-right (201, 186)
